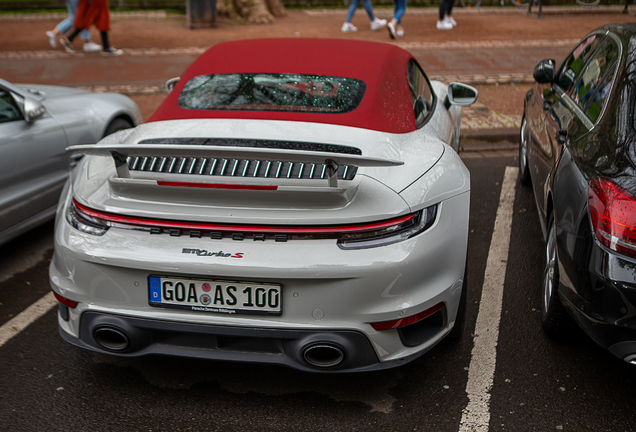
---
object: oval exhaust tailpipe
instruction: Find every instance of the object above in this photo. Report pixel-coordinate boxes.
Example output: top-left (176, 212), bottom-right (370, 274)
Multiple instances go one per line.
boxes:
top-left (303, 344), bottom-right (345, 368)
top-left (93, 326), bottom-right (130, 351)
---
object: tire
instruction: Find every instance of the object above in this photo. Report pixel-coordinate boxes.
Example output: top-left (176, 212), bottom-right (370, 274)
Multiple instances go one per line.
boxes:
top-left (519, 115), bottom-right (531, 186)
top-left (541, 216), bottom-right (571, 337)
top-left (509, 0), bottom-right (529, 6)
top-left (575, 0), bottom-right (600, 5)
top-left (103, 118), bottom-right (133, 138)
top-left (447, 267), bottom-right (467, 341)
top-left (459, 0), bottom-right (481, 8)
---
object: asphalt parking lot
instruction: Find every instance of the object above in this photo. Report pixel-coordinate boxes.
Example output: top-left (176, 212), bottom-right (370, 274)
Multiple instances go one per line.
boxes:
top-left (2, 7), bottom-right (636, 431)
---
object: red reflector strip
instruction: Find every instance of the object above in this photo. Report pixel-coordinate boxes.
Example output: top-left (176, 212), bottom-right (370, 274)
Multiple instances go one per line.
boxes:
top-left (53, 291), bottom-right (78, 308)
top-left (72, 199), bottom-right (415, 235)
top-left (157, 181), bottom-right (278, 191)
top-left (371, 302), bottom-right (444, 331)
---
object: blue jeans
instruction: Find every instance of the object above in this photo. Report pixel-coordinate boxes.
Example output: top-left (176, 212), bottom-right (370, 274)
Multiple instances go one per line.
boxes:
top-left (56, 0), bottom-right (91, 42)
top-left (393, 0), bottom-right (407, 25)
top-left (346, 0), bottom-right (375, 22)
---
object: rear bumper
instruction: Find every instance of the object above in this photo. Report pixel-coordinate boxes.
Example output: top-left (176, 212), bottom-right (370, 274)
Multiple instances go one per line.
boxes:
top-left (557, 228), bottom-right (636, 363)
top-left (51, 188), bottom-right (469, 368)
top-left (59, 310), bottom-right (435, 372)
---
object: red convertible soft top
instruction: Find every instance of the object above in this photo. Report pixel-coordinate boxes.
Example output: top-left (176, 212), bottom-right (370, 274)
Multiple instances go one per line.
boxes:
top-left (148, 38), bottom-right (417, 133)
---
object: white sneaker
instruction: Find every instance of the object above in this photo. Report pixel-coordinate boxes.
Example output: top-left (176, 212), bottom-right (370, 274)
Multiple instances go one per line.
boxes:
top-left (396, 27), bottom-right (405, 37)
top-left (45, 31), bottom-right (57, 49)
top-left (83, 41), bottom-right (103, 52)
top-left (445, 16), bottom-right (457, 27)
top-left (370, 18), bottom-right (387, 31)
top-left (59, 38), bottom-right (75, 54)
top-left (436, 20), bottom-right (453, 30)
top-left (387, 21), bottom-right (397, 39)
top-left (101, 47), bottom-right (123, 56)
top-left (341, 22), bottom-right (358, 32)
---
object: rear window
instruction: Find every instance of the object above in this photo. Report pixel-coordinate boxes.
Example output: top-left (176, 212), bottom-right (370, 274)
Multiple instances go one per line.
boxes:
top-left (178, 73), bottom-right (366, 113)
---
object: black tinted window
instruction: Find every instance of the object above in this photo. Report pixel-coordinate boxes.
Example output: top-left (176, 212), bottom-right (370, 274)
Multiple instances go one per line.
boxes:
top-left (584, 63), bottom-right (617, 123)
top-left (556, 35), bottom-right (605, 93)
top-left (178, 74), bottom-right (366, 113)
top-left (407, 60), bottom-right (435, 127)
top-left (0, 90), bottom-right (22, 123)
top-left (572, 39), bottom-right (619, 121)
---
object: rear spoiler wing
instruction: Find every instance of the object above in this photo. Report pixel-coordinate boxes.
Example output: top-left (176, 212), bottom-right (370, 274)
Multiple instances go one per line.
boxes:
top-left (67, 143), bottom-right (404, 188)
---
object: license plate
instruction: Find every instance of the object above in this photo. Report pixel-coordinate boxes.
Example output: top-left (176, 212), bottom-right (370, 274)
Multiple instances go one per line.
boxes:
top-left (148, 275), bottom-right (282, 316)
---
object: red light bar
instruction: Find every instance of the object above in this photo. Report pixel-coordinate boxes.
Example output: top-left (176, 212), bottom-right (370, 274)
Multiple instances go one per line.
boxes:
top-left (72, 199), bottom-right (415, 235)
top-left (53, 291), bottom-right (78, 308)
top-left (371, 302), bottom-right (444, 331)
top-left (157, 181), bottom-right (278, 191)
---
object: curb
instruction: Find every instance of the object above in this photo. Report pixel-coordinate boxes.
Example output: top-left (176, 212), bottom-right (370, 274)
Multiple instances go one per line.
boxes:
top-left (459, 127), bottom-right (518, 152)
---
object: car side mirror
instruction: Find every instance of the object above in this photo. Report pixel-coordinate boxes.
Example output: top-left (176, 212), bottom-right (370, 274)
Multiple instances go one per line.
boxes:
top-left (533, 59), bottom-right (556, 84)
top-left (166, 77), bottom-right (180, 93)
top-left (24, 97), bottom-right (46, 123)
top-left (445, 83), bottom-right (478, 109)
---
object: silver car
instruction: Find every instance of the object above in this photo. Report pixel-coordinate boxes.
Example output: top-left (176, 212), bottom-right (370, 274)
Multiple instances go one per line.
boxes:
top-left (0, 78), bottom-right (142, 246)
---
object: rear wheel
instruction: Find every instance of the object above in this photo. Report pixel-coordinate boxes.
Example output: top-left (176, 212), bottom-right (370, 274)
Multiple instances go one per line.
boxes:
top-left (103, 118), bottom-right (133, 138)
top-left (541, 216), bottom-right (571, 337)
top-left (447, 267), bottom-right (467, 340)
top-left (519, 115), bottom-right (531, 186)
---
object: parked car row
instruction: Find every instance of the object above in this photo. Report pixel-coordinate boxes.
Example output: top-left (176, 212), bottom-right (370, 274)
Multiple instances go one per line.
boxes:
top-left (7, 24), bottom-right (636, 371)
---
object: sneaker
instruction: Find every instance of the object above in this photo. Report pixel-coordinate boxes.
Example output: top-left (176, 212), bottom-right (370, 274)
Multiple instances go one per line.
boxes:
top-left (341, 22), bottom-right (358, 33)
top-left (45, 31), bottom-right (57, 49)
top-left (370, 18), bottom-right (387, 31)
top-left (436, 20), bottom-right (453, 30)
top-left (396, 27), bottom-right (405, 37)
top-left (445, 16), bottom-right (457, 27)
top-left (387, 21), bottom-right (397, 39)
top-left (83, 41), bottom-right (103, 52)
top-left (60, 38), bottom-right (75, 54)
top-left (102, 47), bottom-right (123, 56)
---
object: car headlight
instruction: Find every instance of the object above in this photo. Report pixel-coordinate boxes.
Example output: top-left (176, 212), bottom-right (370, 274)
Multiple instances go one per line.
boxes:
top-left (337, 205), bottom-right (437, 250)
top-left (66, 200), bottom-right (109, 236)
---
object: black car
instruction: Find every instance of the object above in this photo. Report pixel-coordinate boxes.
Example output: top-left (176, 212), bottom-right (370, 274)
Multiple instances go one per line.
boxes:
top-left (520, 23), bottom-right (636, 364)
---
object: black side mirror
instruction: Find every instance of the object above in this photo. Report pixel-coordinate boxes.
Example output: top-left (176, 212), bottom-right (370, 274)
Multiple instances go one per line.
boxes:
top-left (533, 59), bottom-right (556, 84)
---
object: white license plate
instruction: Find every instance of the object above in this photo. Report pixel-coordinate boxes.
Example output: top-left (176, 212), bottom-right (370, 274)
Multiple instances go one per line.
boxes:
top-left (148, 275), bottom-right (282, 316)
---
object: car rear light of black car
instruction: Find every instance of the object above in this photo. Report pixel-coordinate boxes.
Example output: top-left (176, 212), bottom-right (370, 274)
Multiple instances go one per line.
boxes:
top-left (67, 198), bottom-right (437, 248)
top-left (589, 178), bottom-right (636, 259)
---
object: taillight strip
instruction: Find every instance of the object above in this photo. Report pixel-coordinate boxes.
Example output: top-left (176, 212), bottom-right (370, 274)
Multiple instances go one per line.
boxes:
top-left (72, 199), bottom-right (415, 235)
top-left (156, 181), bottom-right (278, 191)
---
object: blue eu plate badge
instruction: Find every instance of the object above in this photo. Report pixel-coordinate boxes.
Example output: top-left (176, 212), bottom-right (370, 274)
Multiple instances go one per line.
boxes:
top-left (149, 276), bottom-right (162, 303)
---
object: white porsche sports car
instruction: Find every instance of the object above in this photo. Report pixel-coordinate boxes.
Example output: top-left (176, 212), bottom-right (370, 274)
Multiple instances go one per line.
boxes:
top-left (50, 39), bottom-right (477, 372)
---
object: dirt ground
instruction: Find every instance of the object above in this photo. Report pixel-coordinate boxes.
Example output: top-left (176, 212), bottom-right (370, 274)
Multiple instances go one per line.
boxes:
top-left (2, 10), bottom-right (635, 52)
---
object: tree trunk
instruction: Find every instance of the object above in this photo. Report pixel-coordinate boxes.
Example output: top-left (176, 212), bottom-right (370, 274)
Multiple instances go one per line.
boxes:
top-left (217, 0), bottom-right (286, 23)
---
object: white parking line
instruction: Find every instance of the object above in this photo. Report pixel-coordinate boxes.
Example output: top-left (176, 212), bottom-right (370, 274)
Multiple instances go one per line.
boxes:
top-left (459, 166), bottom-right (518, 432)
top-left (0, 292), bottom-right (57, 348)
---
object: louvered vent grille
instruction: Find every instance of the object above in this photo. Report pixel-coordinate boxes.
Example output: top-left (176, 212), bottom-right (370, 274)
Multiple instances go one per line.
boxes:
top-left (127, 156), bottom-right (358, 181)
